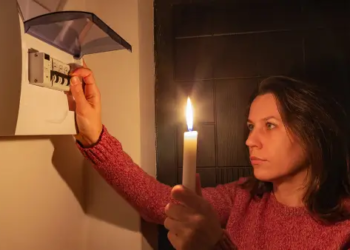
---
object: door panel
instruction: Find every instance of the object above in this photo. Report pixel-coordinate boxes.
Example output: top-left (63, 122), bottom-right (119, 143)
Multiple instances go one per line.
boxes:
top-left (155, 1), bottom-right (350, 249)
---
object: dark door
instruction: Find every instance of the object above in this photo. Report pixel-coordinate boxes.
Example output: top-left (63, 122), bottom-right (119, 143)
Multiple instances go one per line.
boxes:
top-left (155, 1), bottom-right (350, 249)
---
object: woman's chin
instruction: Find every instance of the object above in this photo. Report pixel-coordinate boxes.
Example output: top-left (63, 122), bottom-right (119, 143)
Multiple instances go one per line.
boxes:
top-left (253, 168), bottom-right (275, 182)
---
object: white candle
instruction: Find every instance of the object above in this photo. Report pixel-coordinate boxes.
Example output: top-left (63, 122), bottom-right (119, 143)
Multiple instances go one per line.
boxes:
top-left (182, 97), bottom-right (198, 192)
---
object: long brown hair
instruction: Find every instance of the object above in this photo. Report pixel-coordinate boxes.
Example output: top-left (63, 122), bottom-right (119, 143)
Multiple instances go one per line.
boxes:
top-left (240, 76), bottom-right (350, 224)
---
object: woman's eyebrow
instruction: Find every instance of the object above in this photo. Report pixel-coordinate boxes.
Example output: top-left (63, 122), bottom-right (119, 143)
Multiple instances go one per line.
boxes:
top-left (247, 116), bottom-right (279, 123)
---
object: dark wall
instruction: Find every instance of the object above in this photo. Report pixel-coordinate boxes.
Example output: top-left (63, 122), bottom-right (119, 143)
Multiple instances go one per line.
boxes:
top-left (154, 1), bottom-right (350, 249)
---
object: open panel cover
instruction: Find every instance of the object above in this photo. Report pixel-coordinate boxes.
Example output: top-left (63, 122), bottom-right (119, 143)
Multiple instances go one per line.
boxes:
top-left (17, 0), bottom-right (132, 58)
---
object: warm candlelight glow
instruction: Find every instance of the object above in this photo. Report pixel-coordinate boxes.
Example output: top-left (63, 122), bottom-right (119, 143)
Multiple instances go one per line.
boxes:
top-left (186, 97), bottom-right (194, 131)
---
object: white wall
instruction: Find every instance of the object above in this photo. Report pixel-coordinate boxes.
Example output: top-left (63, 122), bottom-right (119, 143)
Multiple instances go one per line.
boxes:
top-left (0, 0), bottom-right (156, 249)
top-left (0, 1), bottom-right (87, 250)
top-left (138, 0), bottom-right (158, 249)
top-left (83, 0), bottom-right (157, 249)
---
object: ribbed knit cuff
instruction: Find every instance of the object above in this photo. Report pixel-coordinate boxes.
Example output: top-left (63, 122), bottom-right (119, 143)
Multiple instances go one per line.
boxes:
top-left (214, 230), bottom-right (237, 250)
top-left (76, 125), bottom-right (106, 149)
top-left (76, 125), bottom-right (122, 165)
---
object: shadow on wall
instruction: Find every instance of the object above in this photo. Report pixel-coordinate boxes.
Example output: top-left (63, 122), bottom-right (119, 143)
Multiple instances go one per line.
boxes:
top-left (82, 159), bottom-right (140, 231)
top-left (0, 0), bottom-right (22, 136)
top-left (0, 134), bottom-right (87, 213)
top-left (50, 135), bottom-right (140, 232)
top-left (82, 160), bottom-right (158, 249)
top-left (49, 135), bottom-right (86, 212)
top-left (2, 132), bottom-right (157, 248)
top-left (2, 133), bottom-right (157, 247)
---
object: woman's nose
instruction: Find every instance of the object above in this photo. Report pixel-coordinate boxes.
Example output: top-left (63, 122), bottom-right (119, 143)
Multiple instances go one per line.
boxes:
top-left (245, 130), bottom-right (262, 149)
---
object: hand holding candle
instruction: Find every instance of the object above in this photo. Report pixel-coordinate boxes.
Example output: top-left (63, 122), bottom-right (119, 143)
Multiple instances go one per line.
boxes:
top-left (165, 103), bottom-right (223, 250)
top-left (182, 97), bottom-right (198, 192)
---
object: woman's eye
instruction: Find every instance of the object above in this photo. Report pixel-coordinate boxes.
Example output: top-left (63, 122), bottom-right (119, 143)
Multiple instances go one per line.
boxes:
top-left (266, 122), bottom-right (276, 130)
top-left (247, 124), bottom-right (254, 131)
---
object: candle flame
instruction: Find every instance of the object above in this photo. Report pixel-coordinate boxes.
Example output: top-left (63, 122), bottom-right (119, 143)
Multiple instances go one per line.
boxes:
top-left (186, 97), bottom-right (193, 131)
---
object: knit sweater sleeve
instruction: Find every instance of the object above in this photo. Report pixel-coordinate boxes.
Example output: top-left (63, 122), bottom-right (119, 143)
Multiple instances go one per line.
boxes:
top-left (341, 235), bottom-right (350, 250)
top-left (76, 126), bottom-right (240, 227)
top-left (214, 230), bottom-right (238, 250)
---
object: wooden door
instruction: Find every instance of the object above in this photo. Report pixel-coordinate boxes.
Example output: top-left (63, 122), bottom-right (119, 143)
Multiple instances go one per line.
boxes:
top-left (155, 1), bottom-right (350, 249)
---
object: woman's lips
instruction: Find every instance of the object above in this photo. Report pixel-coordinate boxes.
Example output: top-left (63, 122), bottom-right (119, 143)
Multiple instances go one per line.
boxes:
top-left (250, 156), bottom-right (267, 165)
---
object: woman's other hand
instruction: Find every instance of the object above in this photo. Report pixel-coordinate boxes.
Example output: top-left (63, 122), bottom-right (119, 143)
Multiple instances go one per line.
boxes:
top-left (69, 61), bottom-right (103, 147)
top-left (164, 176), bottom-right (223, 250)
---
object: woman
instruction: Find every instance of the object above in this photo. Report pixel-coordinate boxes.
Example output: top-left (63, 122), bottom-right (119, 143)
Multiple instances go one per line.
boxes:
top-left (69, 63), bottom-right (350, 250)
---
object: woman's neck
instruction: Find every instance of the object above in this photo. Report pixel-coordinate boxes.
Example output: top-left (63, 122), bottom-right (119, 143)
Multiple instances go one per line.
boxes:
top-left (272, 169), bottom-right (308, 207)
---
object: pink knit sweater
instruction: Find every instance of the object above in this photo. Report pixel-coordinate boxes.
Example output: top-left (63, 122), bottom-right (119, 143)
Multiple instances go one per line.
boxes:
top-left (77, 126), bottom-right (350, 249)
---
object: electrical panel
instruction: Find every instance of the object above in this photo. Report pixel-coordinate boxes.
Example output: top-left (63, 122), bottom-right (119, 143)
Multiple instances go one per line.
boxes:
top-left (0, 0), bottom-right (133, 136)
top-left (28, 51), bottom-right (72, 92)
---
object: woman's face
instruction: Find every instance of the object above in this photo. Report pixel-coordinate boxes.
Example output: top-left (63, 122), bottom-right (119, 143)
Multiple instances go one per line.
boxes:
top-left (246, 93), bottom-right (307, 182)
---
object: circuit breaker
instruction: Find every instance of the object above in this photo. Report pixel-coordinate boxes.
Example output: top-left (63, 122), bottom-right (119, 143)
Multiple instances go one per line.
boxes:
top-left (28, 51), bottom-right (71, 91)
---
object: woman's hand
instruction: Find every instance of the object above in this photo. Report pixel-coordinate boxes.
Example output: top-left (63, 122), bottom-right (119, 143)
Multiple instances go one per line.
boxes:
top-left (164, 176), bottom-right (223, 250)
top-left (69, 61), bottom-right (103, 147)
